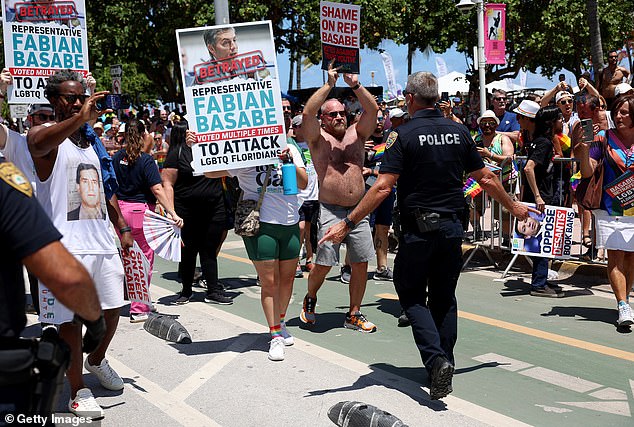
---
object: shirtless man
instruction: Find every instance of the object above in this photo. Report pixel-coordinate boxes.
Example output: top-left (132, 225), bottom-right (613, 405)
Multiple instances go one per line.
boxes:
top-left (598, 50), bottom-right (630, 109)
top-left (299, 62), bottom-right (379, 333)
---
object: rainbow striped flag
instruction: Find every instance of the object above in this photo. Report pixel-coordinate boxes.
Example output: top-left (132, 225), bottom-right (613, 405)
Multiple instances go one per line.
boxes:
top-left (463, 177), bottom-right (482, 198)
top-left (372, 143), bottom-right (386, 161)
top-left (570, 171), bottom-right (582, 191)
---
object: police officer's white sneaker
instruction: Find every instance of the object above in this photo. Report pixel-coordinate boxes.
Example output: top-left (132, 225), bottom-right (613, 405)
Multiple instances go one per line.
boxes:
top-left (84, 358), bottom-right (124, 390)
top-left (68, 388), bottom-right (104, 419)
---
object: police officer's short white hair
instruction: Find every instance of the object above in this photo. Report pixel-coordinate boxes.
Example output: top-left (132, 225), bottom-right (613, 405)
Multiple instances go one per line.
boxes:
top-left (405, 72), bottom-right (438, 105)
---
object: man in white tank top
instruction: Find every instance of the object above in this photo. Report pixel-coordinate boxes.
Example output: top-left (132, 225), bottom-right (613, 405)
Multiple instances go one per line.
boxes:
top-left (27, 70), bottom-right (133, 419)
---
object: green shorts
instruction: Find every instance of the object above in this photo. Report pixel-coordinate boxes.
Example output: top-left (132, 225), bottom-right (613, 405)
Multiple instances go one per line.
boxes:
top-left (243, 222), bottom-right (301, 261)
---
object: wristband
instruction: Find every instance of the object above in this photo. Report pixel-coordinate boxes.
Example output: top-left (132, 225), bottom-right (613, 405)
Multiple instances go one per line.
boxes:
top-left (343, 217), bottom-right (356, 230)
top-left (351, 83), bottom-right (361, 91)
top-left (119, 226), bottom-right (131, 234)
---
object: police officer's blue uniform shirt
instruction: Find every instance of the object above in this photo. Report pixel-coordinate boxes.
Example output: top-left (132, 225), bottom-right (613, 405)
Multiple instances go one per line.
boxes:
top-left (380, 109), bottom-right (484, 214)
top-left (496, 111), bottom-right (520, 133)
top-left (0, 159), bottom-right (62, 338)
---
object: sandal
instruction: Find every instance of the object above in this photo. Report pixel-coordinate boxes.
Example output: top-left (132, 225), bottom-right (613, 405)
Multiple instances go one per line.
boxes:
top-left (304, 260), bottom-right (314, 272)
top-left (582, 235), bottom-right (592, 248)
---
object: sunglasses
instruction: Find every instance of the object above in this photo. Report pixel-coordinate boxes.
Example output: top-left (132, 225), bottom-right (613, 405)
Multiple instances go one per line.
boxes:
top-left (59, 94), bottom-right (88, 104)
top-left (282, 106), bottom-right (292, 111)
top-left (377, 116), bottom-right (385, 122)
top-left (325, 111), bottom-right (346, 118)
top-left (608, 55), bottom-right (618, 59)
top-left (600, 104), bottom-right (607, 110)
top-left (493, 97), bottom-right (506, 101)
top-left (558, 99), bottom-right (573, 105)
top-left (154, 137), bottom-right (162, 140)
top-left (480, 121), bottom-right (497, 127)
top-left (34, 113), bottom-right (55, 121)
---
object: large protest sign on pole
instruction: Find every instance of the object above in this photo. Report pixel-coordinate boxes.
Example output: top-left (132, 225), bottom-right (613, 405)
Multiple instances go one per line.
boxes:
top-left (320, 1), bottom-right (361, 74)
top-left (177, 21), bottom-right (286, 173)
top-left (511, 203), bottom-right (575, 259)
top-left (1, 0), bottom-right (89, 104)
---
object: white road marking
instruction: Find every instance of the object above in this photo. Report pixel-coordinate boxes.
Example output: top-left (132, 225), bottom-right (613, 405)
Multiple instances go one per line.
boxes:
top-left (518, 367), bottom-right (603, 393)
top-left (106, 357), bottom-right (221, 427)
top-left (472, 353), bottom-right (534, 372)
top-left (534, 404), bottom-right (573, 413)
top-left (590, 388), bottom-right (628, 400)
top-left (170, 333), bottom-right (261, 400)
top-left (557, 401), bottom-right (630, 417)
top-left (149, 286), bottom-right (531, 427)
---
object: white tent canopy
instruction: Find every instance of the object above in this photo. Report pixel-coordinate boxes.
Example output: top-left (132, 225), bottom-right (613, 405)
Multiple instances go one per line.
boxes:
top-left (437, 71), bottom-right (470, 94)
top-left (486, 80), bottom-right (526, 93)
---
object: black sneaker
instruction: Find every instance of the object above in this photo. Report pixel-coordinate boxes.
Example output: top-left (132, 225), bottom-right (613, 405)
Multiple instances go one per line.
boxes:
top-left (175, 295), bottom-right (191, 305)
top-left (340, 265), bottom-right (351, 284)
top-left (530, 286), bottom-right (563, 298)
top-left (204, 291), bottom-right (233, 305)
top-left (429, 356), bottom-right (454, 400)
top-left (397, 310), bottom-right (410, 327)
top-left (546, 282), bottom-right (563, 292)
top-left (374, 267), bottom-right (394, 281)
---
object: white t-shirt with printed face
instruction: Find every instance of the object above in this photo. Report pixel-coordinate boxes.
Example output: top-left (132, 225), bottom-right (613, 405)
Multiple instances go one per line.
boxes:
top-left (229, 144), bottom-right (305, 226)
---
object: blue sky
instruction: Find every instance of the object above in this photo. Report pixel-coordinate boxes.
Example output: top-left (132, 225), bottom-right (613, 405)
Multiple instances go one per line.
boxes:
top-left (275, 40), bottom-right (580, 95)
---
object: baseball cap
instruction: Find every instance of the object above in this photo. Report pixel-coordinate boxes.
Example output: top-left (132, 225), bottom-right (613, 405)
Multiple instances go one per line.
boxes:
top-left (513, 100), bottom-right (540, 118)
top-left (615, 83), bottom-right (633, 97)
top-left (477, 110), bottom-right (500, 125)
top-left (291, 115), bottom-right (302, 127)
top-left (389, 108), bottom-right (406, 119)
top-left (27, 103), bottom-right (54, 115)
top-left (555, 91), bottom-right (573, 103)
top-left (93, 121), bottom-right (104, 130)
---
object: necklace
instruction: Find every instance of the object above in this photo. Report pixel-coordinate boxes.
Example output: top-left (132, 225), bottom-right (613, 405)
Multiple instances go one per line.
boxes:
top-left (69, 131), bottom-right (89, 148)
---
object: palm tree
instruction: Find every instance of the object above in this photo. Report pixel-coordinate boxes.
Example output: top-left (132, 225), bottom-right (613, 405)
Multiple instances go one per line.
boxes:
top-left (586, 0), bottom-right (604, 75)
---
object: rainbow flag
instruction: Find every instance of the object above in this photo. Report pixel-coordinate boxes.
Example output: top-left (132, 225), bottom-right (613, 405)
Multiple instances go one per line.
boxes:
top-left (463, 177), bottom-right (482, 198)
top-left (570, 171), bottom-right (582, 191)
top-left (556, 133), bottom-right (571, 155)
top-left (372, 143), bottom-right (386, 161)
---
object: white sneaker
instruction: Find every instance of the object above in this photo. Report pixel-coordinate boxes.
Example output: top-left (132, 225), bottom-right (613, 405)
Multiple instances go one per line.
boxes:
top-left (84, 358), bottom-right (124, 390)
top-left (130, 312), bottom-right (149, 323)
top-left (68, 388), bottom-right (104, 419)
top-left (280, 324), bottom-right (294, 346)
top-left (617, 303), bottom-right (634, 326)
top-left (268, 337), bottom-right (285, 361)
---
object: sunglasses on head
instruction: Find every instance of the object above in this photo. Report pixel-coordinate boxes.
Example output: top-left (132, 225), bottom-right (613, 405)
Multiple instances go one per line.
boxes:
top-left (59, 94), bottom-right (88, 104)
top-left (34, 113), bottom-right (55, 121)
top-left (326, 111), bottom-right (346, 118)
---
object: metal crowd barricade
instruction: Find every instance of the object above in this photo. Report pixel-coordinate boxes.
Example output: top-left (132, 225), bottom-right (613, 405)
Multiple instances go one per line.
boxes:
top-left (462, 155), bottom-right (606, 277)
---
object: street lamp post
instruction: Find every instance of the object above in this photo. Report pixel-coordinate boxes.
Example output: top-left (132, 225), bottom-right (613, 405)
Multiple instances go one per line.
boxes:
top-left (457, 0), bottom-right (487, 116)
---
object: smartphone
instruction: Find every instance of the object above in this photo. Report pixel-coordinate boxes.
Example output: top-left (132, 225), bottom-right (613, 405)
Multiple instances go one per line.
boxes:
top-left (96, 94), bottom-right (130, 111)
top-left (441, 92), bottom-right (449, 102)
top-left (580, 118), bottom-right (593, 142)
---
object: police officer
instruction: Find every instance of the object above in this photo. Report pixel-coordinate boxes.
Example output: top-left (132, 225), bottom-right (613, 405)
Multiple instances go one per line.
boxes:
top-left (0, 158), bottom-right (105, 420)
top-left (320, 72), bottom-right (535, 400)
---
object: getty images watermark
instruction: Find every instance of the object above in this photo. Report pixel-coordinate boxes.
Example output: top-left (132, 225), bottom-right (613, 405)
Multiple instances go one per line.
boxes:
top-left (3, 413), bottom-right (99, 426)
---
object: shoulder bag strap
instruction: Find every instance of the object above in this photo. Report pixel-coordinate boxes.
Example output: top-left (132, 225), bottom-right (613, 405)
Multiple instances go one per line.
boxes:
top-left (255, 165), bottom-right (273, 211)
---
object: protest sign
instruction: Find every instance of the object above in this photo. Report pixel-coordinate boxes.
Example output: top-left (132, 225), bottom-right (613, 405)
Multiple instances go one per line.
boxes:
top-left (1, 0), bottom-right (89, 104)
top-left (511, 203), bottom-right (575, 259)
top-left (177, 21), bottom-right (286, 173)
top-left (320, 0), bottom-right (361, 73)
top-left (605, 170), bottom-right (634, 213)
top-left (122, 242), bottom-right (152, 305)
top-left (110, 63), bottom-right (123, 94)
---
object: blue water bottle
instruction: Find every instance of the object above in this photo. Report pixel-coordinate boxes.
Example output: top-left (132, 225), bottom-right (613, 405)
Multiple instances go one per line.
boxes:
top-left (281, 156), bottom-right (298, 195)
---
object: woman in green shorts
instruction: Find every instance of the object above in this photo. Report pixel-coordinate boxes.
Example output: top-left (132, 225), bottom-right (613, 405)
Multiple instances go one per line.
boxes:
top-left (208, 146), bottom-right (307, 361)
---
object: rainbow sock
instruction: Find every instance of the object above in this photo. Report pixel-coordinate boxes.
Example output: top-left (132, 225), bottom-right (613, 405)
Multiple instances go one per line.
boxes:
top-left (280, 313), bottom-right (286, 325)
top-left (270, 324), bottom-right (282, 339)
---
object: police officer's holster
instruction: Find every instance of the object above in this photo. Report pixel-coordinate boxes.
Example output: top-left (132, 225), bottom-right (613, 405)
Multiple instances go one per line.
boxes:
top-left (0, 327), bottom-right (70, 421)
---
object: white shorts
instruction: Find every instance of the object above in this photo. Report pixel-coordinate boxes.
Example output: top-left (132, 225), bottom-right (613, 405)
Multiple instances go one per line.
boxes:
top-left (593, 210), bottom-right (634, 252)
top-left (39, 253), bottom-right (125, 325)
